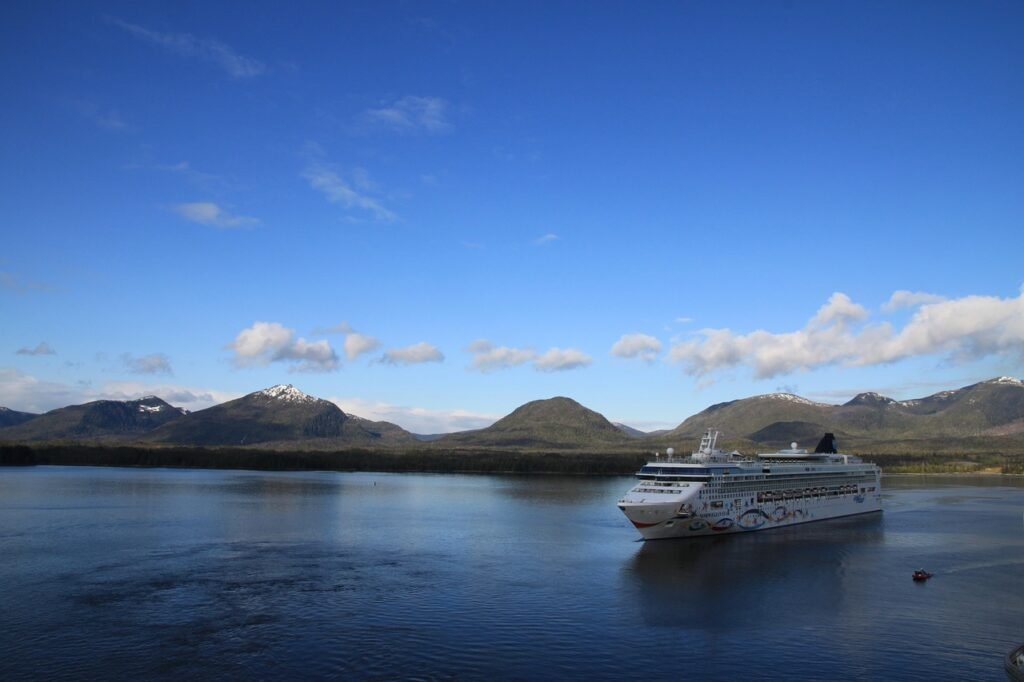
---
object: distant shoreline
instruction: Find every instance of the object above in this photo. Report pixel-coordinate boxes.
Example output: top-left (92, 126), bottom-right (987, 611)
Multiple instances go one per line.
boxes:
top-left (884, 471), bottom-right (1024, 478)
top-left (2, 444), bottom-right (1023, 476)
top-left (0, 444), bottom-right (647, 476)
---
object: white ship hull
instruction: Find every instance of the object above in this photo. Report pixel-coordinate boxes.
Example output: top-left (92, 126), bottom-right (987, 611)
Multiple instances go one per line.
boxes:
top-left (621, 490), bottom-right (882, 540)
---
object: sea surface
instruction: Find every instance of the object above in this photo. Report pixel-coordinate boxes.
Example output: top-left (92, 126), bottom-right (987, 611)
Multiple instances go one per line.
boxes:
top-left (1, 467), bottom-right (1022, 681)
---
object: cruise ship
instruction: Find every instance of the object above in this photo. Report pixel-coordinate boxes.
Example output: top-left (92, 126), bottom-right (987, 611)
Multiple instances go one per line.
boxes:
top-left (618, 430), bottom-right (882, 540)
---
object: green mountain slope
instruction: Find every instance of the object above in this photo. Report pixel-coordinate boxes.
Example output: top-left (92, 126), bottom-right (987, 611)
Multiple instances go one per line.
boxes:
top-left (667, 393), bottom-right (833, 441)
top-left (437, 396), bottom-right (630, 449)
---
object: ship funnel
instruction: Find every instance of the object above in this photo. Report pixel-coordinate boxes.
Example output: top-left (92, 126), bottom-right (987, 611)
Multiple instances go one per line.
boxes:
top-left (814, 433), bottom-right (838, 454)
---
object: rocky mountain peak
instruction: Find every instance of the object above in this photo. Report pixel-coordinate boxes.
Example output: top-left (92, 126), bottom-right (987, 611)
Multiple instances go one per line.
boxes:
top-left (845, 391), bottom-right (896, 406)
top-left (123, 396), bottom-right (187, 416)
top-left (757, 393), bottom-right (820, 406)
top-left (0, 405), bottom-right (38, 428)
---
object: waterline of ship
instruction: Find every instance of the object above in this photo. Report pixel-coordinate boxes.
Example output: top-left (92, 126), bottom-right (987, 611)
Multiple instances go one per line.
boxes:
top-left (618, 430), bottom-right (882, 540)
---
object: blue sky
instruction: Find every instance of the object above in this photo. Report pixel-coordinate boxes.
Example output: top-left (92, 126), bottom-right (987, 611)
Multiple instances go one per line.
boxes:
top-left (2, 1), bottom-right (1022, 433)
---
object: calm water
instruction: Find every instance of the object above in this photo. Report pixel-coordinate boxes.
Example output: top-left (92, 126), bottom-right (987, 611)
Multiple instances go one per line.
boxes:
top-left (1, 467), bottom-right (1022, 681)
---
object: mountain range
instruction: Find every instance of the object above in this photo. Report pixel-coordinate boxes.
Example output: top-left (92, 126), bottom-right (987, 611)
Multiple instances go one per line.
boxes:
top-left (1, 377), bottom-right (1023, 452)
top-left (663, 376), bottom-right (1024, 449)
top-left (0, 396), bottom-right (186, 441)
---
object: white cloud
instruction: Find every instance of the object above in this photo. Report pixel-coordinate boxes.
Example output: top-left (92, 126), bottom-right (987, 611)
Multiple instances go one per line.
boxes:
top-left (533, 347), bottom-right (592, 372)
top-left (303, 165), bottom-right (397, 223)
top-left (121, 353), bottom-right (172, 375)
top-left (16, 342), bottom-right (56, 356)
top-left (610, 333), bottom-right (662, 362)
top-left (344, 332), bottom-right (381, 360)
top-left (0, 368), bottom-right (237, 413)
top-left (860, 292), bottom-right (1024, 365)
top-left (364, 96), bottom-right (451, 134)
top-left (882, 290), bottom-right (947, 312)
top-left (0, 368), bottom-right (82, 412)
top-left (107, 17), bottom-right (265, 78)
top-left (668, 293), bottom-right (883, 379)
top-left (466, 339), bottom-right (536, 372)
top-left (276, 338), bottom-right (338, 373)
top-left (465, 339), bottom-right (591, 372)
top-left (229, 321), bottom-right (293, 361)
top-left (669, 289), bottom-right (1024, 379)
top-left (228, 321), bottom-right (339, 372)
top-left (105, 378), bottom-right (239, 405)
top-left (175, 202), bottom-right (258, 228)
top-left (312, 322), bottom-right (391, 363)
top-left (808, 292), bottom-right (868, 328)
top-left (534, 233), bottom-right (559, 245)
top-left (100, 381), bottom-right (239, 410)
top-left (381, 342), bottom-right (444, 365)
top-left (329, 395), bottom-right (498, 434)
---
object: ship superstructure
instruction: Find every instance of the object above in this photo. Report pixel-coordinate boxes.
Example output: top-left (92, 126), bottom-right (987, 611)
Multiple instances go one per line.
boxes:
top-left (618, 430), bottom-right (882, 540)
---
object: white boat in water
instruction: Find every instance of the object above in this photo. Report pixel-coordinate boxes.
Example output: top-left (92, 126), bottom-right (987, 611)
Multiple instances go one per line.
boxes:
top-left (618, 430), bottom-right (882, 540)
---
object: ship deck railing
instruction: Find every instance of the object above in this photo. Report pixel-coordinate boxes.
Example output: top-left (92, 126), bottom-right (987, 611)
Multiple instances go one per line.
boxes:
top-left (652, 454), bottom-right (756, 465)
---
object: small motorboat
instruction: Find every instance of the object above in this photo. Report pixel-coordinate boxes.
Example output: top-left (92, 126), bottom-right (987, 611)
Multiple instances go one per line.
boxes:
top-left (912, 569), bottom-right (933, 582)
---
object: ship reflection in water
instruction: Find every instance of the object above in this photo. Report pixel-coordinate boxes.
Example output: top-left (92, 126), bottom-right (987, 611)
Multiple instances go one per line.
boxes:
top-left (625, 514), bottom-right (884, 631)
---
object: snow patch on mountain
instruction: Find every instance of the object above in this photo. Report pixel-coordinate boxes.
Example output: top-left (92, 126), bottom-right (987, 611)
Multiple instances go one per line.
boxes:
top-left (851, 392), bottom-right (896, 404)
top-left (255, 384), bottom-right (319, 404)
top-left (898, 389), bottom-right (957, 407)
top-left (756, 393), bottom-right (824, 406)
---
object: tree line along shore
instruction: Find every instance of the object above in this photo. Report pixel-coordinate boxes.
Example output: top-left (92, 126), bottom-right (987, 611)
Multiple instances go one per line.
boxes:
top-left (2, 444), bottom-right (1023, 475)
